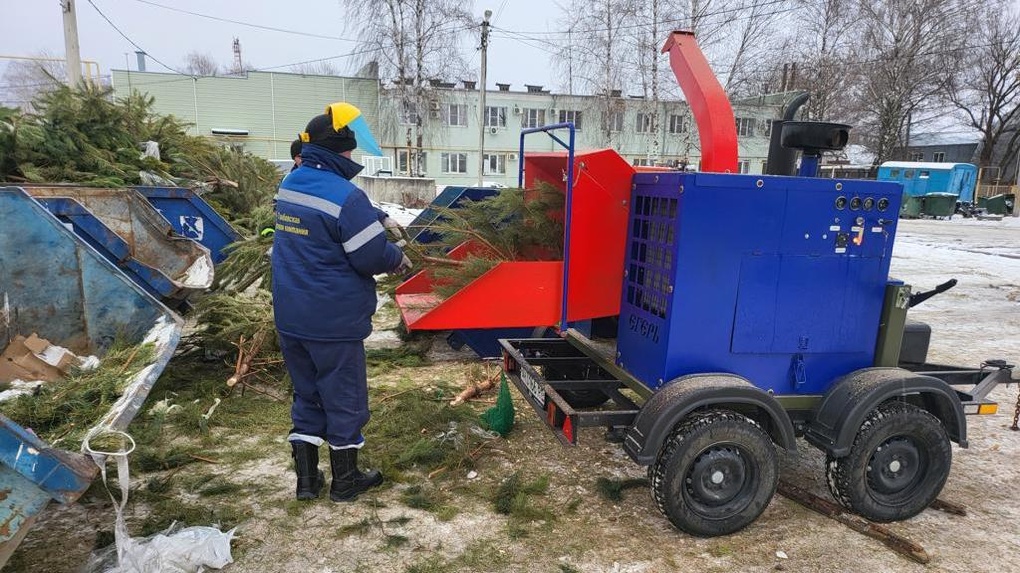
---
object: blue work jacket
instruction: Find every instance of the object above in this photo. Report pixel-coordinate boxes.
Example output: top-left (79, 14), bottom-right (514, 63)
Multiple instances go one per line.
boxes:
top-left (270, 144), bottom-right (402, 341)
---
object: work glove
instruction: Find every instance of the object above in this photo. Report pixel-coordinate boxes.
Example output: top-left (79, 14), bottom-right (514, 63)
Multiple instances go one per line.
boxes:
top-left (382, 216), bottom-right (402, 230)
top-left (397, 253), bottom-right (413, 274)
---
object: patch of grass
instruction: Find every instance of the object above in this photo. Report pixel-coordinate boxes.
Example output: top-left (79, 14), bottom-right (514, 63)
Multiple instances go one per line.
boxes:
top-left (366, 344), bottom-right (430, 376)
top-left (405, 556), bottom-right (451, 573)
top-left (594, 477), bottom-right (648, 502)
top-left (493, 472), bottom-right (552, 522)
top-left (134, 496), bottom-right (249, 537)
top-left (383, 534), bottom-right (409, 549)
top-left (283, 500), bottom-right (310, 517)
top-left (198, 480), bottom-right (245, 497)
top-left (453, 538), bottom-right (501, 569)
top-left (133, 445), bottom-right (200, 472)
top-left (0, 341), bottom-right (155, 447)
top-left (337, 518), bottom-right (373, 538)
top-left (559, 565), bottom-right (582, 573)
top-left (365, 384), bottom-right (488, 481)
top-left (708, 543), bottom-right (734, 558)
top-left (400, 484), bottom-right (460, 521)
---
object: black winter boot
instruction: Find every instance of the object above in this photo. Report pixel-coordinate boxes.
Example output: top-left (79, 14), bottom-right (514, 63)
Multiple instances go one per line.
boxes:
top-left (291, 441), bottom-right (325, 501)
top-left (329, 448), bottom-right (383, 502)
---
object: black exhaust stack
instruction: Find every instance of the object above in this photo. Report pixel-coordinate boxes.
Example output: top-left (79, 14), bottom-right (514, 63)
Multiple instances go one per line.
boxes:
top-left (765, 92), bottom-right (810, 176)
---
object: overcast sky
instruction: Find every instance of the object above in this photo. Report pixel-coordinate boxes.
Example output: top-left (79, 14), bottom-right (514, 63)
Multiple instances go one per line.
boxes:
top-left (0, 0), bottom-right (558, 89)
top-left (3, 0), bottom-right (1019, 132)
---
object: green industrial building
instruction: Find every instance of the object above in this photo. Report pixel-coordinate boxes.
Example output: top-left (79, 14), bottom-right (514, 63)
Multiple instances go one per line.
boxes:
top-left (111, 69), bottom-right (788, 188)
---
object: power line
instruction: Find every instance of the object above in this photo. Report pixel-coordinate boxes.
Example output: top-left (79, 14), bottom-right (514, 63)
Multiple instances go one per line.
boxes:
top-left (500, 0), bottom-right (796, 38)
top-left (85, 0), bottom-right (187, 75)
top-left (127, 0), bottom-right (360, 42)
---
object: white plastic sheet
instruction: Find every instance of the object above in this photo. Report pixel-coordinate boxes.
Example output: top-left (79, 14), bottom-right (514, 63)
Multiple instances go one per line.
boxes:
top-left (83, 429), bottom-right (236, 573)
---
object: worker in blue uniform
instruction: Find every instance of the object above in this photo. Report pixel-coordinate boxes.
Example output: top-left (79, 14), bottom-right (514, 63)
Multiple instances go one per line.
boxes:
top-left (272, 102), bottom-right (410, 502)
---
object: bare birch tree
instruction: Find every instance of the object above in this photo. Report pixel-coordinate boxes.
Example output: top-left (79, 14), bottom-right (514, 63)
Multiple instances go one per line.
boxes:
top-left (946, 1), bottom-right (1020, 178)
top-left (555, 0), bottom-right (641, 146)
top-left (790, 0), bottom-right (857, 121)
top-left (340, 0), bottom-right (475, 176)
top-left (182, 52), bottom-right (219, 76)
top-left (851, 0), bottom-right (975, 165)
top-left (0, 57), bottom-right (65, 110)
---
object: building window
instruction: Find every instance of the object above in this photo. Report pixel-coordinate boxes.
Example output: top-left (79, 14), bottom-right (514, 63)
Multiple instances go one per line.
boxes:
top-left (445, 104), bottom-right (468, 127)
top-left (636, 112), bottom-right (655, 134)
top-left (397, 149), bottom-right (427, 175)
top-left (668, 114), bottom-right (688, 134)
top-left (523, 108), bottom-right (546, 129)
top-left (400, 102), bottom-right (418, 125)
top-left (738, 160), bottom-right (750, 174)
top-left (483, 153), bottom-right (506, 175)
top-left (932, 151), bottom-right (945, 162)
top-left (484, 106), bottom-right (506, 128)
top-left (735, 118), bottom-right (755, 137)
top-left (909, 152), bottom-right (924, 161)
top-left (633, 157), bottom-right (652, 167)
top-left (763, 120), bottom-right (773, 138)
top-left (558, 109), bottom-right (582, 130)
top-left (607, 111), bottom-right (624, 132)
top-left (441, 152), bottom-right (468, 174)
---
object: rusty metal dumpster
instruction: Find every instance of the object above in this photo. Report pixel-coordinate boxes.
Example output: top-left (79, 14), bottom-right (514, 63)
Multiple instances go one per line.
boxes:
top-left (0, 187), bottom-right (182, 567)
top-left (23, 185), bottom-right (214, 306)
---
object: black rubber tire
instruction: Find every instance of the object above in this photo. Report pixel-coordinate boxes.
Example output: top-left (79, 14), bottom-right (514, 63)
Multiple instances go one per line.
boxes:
top-left (825, 401), bottom-right (952, 523)
top-left (651, 410), bottom-right (778, 536)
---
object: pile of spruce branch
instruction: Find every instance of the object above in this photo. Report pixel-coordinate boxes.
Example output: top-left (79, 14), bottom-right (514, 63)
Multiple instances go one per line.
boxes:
top-left (405, 182), bottom-right (565, 298)
top-left (0, 84), bottom-right (279, 224)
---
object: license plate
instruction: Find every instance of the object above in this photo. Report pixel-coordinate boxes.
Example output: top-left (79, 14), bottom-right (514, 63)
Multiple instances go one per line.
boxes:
top-left (520, 368), bottom-right (546, 404)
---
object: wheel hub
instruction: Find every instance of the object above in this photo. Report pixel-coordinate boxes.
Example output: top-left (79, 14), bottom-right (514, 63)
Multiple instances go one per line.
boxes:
top-left (867, 436), bottom-right (923, 496)
top-left (686, 446), bottom-right (748, 507)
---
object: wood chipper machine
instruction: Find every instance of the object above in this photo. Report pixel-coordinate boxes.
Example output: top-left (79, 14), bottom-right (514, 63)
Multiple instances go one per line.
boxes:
top-left (407, 31), bottom-right (1020, 537)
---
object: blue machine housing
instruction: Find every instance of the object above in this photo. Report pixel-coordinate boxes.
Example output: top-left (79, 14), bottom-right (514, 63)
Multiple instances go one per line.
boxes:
top-left (616, 172), bottom-right (903, 395)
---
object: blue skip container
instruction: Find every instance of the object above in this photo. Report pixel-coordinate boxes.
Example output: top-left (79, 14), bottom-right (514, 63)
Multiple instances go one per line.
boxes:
top-left (134, 186), bottom-right (241, 264)
top-left (23, 186), bottom-right (214, 306)
top-left (0, 187), bottom-right (183, 567)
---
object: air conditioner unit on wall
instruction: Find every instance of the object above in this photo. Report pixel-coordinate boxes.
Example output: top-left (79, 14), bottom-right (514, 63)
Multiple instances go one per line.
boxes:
top-left (429, 100), bottom-right (440, 111)
top-left (512, 105), bottom-right (521, 115)
top-left (507, 153), bottom-right (518, 161)
top-left (489, 127), bottom-right (498, 135)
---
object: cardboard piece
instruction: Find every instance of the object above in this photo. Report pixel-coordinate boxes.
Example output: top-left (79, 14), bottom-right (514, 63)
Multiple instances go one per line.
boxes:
top-left (0, 334), bottom-right (74, 383)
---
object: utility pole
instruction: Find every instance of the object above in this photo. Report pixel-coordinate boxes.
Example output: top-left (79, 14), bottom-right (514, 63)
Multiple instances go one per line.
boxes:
top-left (62, 0), bottom-right (82, 87)
top-left (477, 9), bottom-right (492, 187)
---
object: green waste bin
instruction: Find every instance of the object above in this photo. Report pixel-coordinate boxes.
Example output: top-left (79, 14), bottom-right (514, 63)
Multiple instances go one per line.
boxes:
top-left (900, 193), bottom-right (923, 218)
top-left (982, 193), bottom-right (1013, 215)
top-left (922, 193), bottom-right (957, 219)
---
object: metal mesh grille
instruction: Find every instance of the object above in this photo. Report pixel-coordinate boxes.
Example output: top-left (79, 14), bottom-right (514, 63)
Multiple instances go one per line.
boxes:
top-left (625, 194), bottom-right (677, 319)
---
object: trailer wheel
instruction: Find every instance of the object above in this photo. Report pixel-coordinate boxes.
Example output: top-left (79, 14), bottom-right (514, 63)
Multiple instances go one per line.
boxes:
top-left (825, 401), bottom-right (951, 522)
top-left (651, 410), bottom-right (778, 536)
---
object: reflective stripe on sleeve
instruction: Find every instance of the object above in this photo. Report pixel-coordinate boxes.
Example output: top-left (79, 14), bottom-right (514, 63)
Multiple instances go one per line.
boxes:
top-left (342, 221), bottom-right (384, 253)
top-left (276, 188), bottom-right (341, 218)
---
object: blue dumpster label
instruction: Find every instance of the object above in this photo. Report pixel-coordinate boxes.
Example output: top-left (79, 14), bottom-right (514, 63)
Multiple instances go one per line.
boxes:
top-left (180, 216), bottom-right (205, 240)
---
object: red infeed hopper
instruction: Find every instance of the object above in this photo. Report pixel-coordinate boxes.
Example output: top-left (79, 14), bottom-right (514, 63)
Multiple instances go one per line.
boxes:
top-left (395, 149), bottom-right (635, 330)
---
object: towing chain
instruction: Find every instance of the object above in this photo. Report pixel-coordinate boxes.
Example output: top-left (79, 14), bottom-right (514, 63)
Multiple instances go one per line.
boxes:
top-left (1011, 383), bottom-right (1020, 431)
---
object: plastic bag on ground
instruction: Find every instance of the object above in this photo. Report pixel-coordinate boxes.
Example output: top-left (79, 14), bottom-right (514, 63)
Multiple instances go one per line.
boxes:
top-left (85, 523), bottom-right (235, 573)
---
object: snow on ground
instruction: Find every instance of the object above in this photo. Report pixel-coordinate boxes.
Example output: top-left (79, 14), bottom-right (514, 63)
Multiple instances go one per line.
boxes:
top-left (891, 216), bottom-right (1020, 364)
top-left (374, 201), bottom-right (423, 227)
